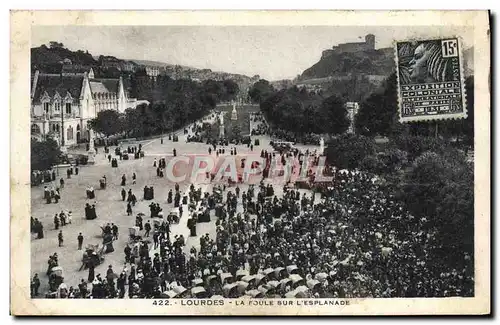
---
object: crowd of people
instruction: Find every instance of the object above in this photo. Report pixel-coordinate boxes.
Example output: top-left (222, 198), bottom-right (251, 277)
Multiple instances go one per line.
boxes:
top-left (268, 129), bottom-right (322, 145)
top-left (31, 117), bottom-right (473, 299)
top-left (35, 163), bottom-right (474, 298)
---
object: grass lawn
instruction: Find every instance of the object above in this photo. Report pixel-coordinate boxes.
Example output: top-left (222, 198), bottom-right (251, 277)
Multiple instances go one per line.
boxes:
top-left (217, 104), bottom-right (260, 138)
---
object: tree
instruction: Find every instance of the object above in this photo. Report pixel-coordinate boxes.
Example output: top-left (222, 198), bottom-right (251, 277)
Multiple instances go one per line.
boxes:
top-left (355, 73), bottom-right (399, 136)
top-left (49, 41), bottom-right (64, 49)
top-left (222, 79), bottom-right (240, 101)
top-left (31, 137), bottom-right (62, 171)
top-left (325, 134), bottom-right (376, 170)
top-left (248, 79), bottom-right (275, 103)
top-left (319, 95), bottom-right (349, 134)
top-left (402, 150), bottom-right (473, 263)
top-left (88, 109), bottom-right (124, 138)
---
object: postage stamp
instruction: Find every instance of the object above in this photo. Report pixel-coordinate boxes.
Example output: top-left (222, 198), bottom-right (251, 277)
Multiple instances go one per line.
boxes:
top-left (395, 38), bottom-right (467, 123)
top-left (10, 10), bottom-right (490, 316)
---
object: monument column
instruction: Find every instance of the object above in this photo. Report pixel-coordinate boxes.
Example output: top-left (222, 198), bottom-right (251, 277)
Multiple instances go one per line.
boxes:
top-left (219, 112), bottom-right (225, 138)
top-left (87, 129), bottom-right (96, 165)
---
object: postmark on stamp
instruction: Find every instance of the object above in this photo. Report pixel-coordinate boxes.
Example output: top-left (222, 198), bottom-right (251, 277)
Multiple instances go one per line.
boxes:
top-left (395, 38), bottom-right (467, 123)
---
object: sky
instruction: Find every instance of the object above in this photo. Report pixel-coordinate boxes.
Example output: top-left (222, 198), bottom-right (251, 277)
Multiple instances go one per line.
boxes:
top-left (32, 26), bottom-right (473, 81)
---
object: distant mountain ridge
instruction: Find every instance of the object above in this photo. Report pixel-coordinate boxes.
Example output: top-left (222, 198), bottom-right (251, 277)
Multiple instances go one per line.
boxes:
top-left (129, 59), bottom-right (192, 69)
top-left (31, 44), bottom-right (258, 89)
top-left (299, 45), bottom-right (474, 83)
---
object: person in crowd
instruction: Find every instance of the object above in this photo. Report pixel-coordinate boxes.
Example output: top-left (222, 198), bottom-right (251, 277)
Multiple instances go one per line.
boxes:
top-left (77, 233), bottom-right (84, 250)
top-left (144, 221), bottom-right (151, 237)
top-left (54, 214), bottom-right (60, 230)
top-left (112, 224), bottom-right (119, 240)
top-left (31, 274), bottom-right (40, 297)
top-left (127, 201), bottom-right (132, 216)
top-left (58, 230), bottom-right (64, 247)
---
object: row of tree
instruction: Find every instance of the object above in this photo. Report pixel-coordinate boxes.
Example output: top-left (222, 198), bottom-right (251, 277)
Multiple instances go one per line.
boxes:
top-left (129, 72), bottom-right (239, 105)
top-left (249, 79), bottom-right (350, 135)
top-left (249, 74), bottom-right (474, 148)
top-left (89, 75), bottom-right (240, 140)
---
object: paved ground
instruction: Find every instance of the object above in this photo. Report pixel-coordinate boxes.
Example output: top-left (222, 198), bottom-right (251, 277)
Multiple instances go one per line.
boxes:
top-left (31, 112), bottom-right (320, 296)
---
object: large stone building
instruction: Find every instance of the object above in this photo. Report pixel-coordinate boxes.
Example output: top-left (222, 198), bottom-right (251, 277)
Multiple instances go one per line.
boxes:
top-left (321, 34), bottom-right (376, 59)
top-left (30, 68), bottom-right (133, 147)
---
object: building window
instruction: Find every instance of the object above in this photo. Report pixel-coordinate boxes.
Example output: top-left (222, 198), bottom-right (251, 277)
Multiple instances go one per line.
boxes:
top-left (55, 124), bottom-right (60, 133)
top-left (31, 124), bottom-right (40, 134)
top-left (54, 102), bottom-right (60, 112)
top-left (65, 103), bottom-right (72, 114)
top-left (67, 126), bottom-right (74, 140)
top-left (43, 102), bottom-right (49, 114)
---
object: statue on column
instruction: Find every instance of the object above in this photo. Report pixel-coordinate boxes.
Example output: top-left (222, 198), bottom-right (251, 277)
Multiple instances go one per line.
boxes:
top-left (319, 137), bottom-right (325, 156)
top-left (87, 129), bottom-right (96, 165)
top-left (219, 112), bottom-right (225, 138)
top-left (231, 102), bottom-right (238, 121)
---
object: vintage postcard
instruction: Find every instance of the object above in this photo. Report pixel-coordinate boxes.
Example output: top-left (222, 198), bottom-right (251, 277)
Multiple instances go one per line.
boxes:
top-left (10, 10), bottom-right (490, 315)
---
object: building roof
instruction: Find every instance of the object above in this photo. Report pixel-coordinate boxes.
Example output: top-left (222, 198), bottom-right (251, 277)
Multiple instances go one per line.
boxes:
top-left (61, 64), bottom-right (92, 74)
top-left (89, 78), bottom-right (120, 94)
top-left (32, 74), bottom-right (84, 103)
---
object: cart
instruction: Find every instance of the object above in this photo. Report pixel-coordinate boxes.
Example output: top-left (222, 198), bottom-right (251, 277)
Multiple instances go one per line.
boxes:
top-left (48, 266), bottom-right (64, 292)
top-left (167, 208), bottom-right (180, 224)
top-left (128, 226), bottom-right (141, 242)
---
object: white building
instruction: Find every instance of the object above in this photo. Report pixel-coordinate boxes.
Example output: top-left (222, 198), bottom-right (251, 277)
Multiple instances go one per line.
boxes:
top-left (30, 68), bottom-right (131, 146)
top-left (145, 66), bottom-right (160, 77)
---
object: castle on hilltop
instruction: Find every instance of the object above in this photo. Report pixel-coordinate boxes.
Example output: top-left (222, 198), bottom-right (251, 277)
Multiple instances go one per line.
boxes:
top-left (321, 34), bottom-right (376, 59)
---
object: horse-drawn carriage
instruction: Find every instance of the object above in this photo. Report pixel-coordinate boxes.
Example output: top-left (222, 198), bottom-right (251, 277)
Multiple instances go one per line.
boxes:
top-left (128, 226), bottom-right (141, 242)
top-left (167, 208), bottom-right (180, 224)
top-left (79, 244), bottom-right (105, 271)
top-left (48, 266), bottom-right (64, 292)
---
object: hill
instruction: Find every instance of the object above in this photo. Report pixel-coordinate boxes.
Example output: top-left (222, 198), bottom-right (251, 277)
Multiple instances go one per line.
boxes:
top-left (130, 59), bottom-right (192, 69)
top-left (31, 44), bottom-right (98, 72)
top-left (299, 48), bottom-right (394, 81)
top-left (31, 44), bottom-right (256, 86)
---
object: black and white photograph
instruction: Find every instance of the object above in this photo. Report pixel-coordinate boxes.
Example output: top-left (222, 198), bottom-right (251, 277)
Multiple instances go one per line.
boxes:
top-left (10, 10), bottom-right (490, 315)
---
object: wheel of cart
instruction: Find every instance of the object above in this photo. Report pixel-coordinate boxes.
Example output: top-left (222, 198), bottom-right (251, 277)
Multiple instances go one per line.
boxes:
top-left (128, 226), bottom-right (140, 242)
